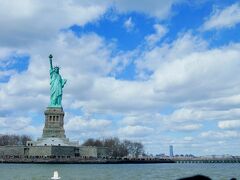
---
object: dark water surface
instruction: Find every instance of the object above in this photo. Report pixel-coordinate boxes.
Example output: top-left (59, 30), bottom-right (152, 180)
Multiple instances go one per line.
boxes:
top-left (0, 163), bottom-right (239, 180)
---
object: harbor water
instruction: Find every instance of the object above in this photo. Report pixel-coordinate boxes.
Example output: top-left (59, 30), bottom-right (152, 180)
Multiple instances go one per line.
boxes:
top-left (0, 163), bottom-right (239, 180)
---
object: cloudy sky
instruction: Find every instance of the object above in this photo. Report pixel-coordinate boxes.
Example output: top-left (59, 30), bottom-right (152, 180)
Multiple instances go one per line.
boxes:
top-left (0, 0), bottom-right (240, 156)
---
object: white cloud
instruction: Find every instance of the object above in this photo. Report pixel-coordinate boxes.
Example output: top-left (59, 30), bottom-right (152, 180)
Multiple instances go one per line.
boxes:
top-left (0, 0), bottom-right (187, 48)
top-left (203, 3), bottom-right (240, 30)
top-left (121, 116), bottom-right (139, 126)
top-left (172, 124), bottom-right (202, 131)
top-left (123, 17), bottom-right (134, 32)
top-left (120, 114), bottom-right (158, 126)
top-left (164, 108), bottom-right (203, 122)
top-left (183, 136), bottom-right (194, 141)
top-left (118, 125), bottom-right (154, 137)
top-left (161, 108), bottom-right (240, 123)
top-left (0, 48), bottom-right (15, 60)
top-left (64, 115), bottom-right (113, 142)
top-left (0, 117), bottom-right (31, 130)
top-left (77, 0), bottom-right (185, 19)
top-left (0, 70), bottom-right (16, 80)
top-left (0, 116), bottom-right (41, 138)
top-left (200, 130), bottom-right (240, 139)
top-left (145, 24), bottom-right (168, 45)
top-left (137, 34), bottom-right (240, 106)
top-left (0, 0), bottom-right (106, 47)
top-left (112, 0), bottom-right (181, 19)
top-left (65, 116), bottom-right (112, 132)
top-left (137, 33), bottom-right (208, 78)
top-left (218, 120), bottom-right (240, 129)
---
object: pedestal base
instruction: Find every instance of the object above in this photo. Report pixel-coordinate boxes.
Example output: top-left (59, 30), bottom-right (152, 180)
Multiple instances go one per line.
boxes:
top-left (34, 137), bottom-right (78, 146)
top-left (42, 107), bottom-right (66, 138)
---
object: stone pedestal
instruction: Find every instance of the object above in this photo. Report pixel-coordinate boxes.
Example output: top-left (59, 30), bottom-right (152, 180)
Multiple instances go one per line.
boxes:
top-left (42, 107), bottom-right (66, 138)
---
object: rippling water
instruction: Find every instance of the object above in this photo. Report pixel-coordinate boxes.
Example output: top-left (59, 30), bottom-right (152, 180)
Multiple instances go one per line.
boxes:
top-left (0, 163), bottom-right (239, 180)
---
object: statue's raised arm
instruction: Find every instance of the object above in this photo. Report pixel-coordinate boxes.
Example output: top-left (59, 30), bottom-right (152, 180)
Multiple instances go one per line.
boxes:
top-left (49, 54), bottom-right (53, 70)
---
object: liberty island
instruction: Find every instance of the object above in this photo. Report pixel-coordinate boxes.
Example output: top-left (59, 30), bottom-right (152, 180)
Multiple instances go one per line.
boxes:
top-left (0, 55), bottom-right (109, 161)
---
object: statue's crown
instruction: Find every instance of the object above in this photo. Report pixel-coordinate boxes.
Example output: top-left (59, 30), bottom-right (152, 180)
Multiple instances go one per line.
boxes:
top-left (54, 66), bottom-right (59, 70)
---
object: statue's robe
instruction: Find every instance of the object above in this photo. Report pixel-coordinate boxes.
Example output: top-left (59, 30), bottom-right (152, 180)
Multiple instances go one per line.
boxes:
top-left (50, 68), bottom-right (65, 106)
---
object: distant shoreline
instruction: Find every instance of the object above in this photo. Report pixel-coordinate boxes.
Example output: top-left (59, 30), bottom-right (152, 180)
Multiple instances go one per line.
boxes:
top-left (0, 158), bottom-right (174, 164)
top-left (1, 157), bottom-right (240, 164)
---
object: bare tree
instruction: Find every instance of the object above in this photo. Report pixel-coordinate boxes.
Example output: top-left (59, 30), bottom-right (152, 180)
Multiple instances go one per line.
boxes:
top-left (103, 137), bottom-right (121, 157)
top-left (0, 134), bottom-right (32, 146)
top-left (20, 135), bottom-right (32, 145)
top-left (82, 138), bottom-right (95, 146)
top-left (82, 138), bottom-right (104, 147)
top-left (82, 137), bottom-right (144, 158)
top-left (132, 142), bottom-right (144, 158)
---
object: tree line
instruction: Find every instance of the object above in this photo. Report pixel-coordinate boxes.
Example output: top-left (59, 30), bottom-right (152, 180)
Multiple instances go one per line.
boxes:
top-left (82, 137), bottom-right (144, 158)
top-left (0, 134), bottom-right (32, 146)
top-left (0, 135), bottom-right (144, 158)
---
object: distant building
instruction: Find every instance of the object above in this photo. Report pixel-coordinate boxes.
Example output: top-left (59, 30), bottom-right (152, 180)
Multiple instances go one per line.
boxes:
top-left (169, 145), bottom-right (174, 157)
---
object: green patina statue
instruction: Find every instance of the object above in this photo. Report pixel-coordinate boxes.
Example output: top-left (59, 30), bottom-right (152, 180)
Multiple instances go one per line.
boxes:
top-left (49, 54), bottom-right (67, 107)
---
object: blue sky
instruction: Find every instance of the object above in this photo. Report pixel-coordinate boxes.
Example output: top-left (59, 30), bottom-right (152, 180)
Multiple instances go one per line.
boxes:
top-left (1, 0), bottom-right (240, 156)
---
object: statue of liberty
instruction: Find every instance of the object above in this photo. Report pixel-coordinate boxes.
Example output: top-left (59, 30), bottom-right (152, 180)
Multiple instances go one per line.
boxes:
top-left (48, 54), bottom-right (67, 107)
